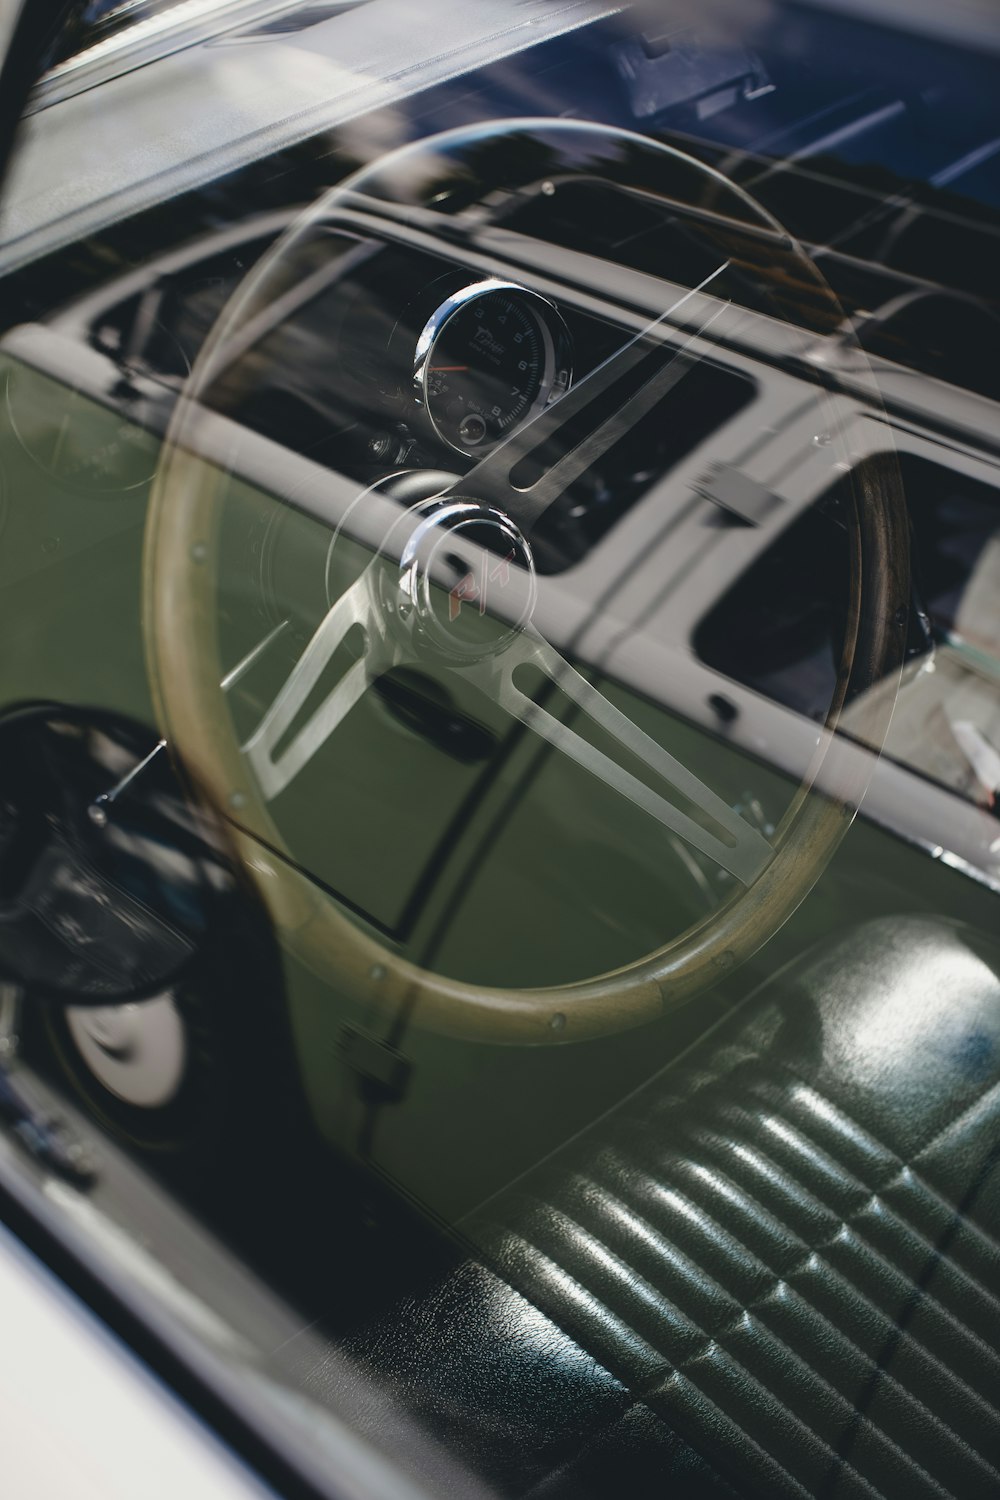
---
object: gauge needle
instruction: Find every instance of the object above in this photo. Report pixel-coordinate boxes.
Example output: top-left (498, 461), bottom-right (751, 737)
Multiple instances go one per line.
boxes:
top-left (429, 365), bottom-right (469, 372)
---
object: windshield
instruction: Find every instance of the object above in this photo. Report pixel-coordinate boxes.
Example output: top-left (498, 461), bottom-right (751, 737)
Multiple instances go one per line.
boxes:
top-left (1, 4), bottom-right (999, 1498)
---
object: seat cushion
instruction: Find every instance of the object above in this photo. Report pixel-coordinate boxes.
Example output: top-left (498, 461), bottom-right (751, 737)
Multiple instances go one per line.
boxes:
top-left (469, 916), bottom-right (1000, 1498)
top-left (345, 916), bottom-right (1000, 1498)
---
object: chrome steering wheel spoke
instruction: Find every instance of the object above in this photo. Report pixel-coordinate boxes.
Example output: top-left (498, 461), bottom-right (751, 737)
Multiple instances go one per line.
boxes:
top-left (457, 627), bottom-right (774, 886)
top-left (242, 569), bottom-right (395, 802)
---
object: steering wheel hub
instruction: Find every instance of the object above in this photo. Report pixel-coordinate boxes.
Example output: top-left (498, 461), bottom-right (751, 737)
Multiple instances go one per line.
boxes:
top-left (391, 498), bottom-right (536, 661)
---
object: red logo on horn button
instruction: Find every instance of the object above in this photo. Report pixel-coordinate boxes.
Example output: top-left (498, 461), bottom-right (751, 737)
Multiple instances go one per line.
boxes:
top-left (449, 549), bottom-right (516, 622)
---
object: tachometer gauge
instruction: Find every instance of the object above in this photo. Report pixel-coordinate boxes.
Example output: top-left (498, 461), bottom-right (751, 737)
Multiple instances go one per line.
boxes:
top-left (413, 279), bottom-right (571, 455)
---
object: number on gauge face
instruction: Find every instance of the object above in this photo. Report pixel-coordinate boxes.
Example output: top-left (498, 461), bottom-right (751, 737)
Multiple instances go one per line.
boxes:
top-left (420, 285), bottom-right (558, 453)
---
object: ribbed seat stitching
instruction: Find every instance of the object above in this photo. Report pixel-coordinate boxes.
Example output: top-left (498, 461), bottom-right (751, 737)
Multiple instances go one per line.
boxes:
top-left (495, 1196), bottom-right (958, 1500)
top-left (612, 1148), bottom-right (1000, 1448)
top-left (663, 1108), bottom-right (1000, 1385)
top-left (557, 1170), bottom-right (998, 1494)
top-left (619, 1166), bottom-right (998, 1481)
top-left (485, 1074), bottom-right (1000, 1494)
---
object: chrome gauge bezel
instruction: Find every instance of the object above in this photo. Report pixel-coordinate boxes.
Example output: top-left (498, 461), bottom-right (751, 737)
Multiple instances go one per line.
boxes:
top-left (412, 278), bottom-right (572, 457)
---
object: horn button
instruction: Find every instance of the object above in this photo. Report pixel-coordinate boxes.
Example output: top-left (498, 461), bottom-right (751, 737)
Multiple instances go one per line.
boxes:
top-left (387, 499), bottom-right (537, 661)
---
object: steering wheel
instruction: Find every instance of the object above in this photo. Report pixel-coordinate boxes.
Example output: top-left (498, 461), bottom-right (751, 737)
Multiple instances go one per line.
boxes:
top-left (143, 121), bottom-right (910, 1043)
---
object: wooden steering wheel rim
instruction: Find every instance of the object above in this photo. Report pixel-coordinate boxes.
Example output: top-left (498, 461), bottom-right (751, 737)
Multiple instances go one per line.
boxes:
top-left (142, 124), bottom-right (911, 1043)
